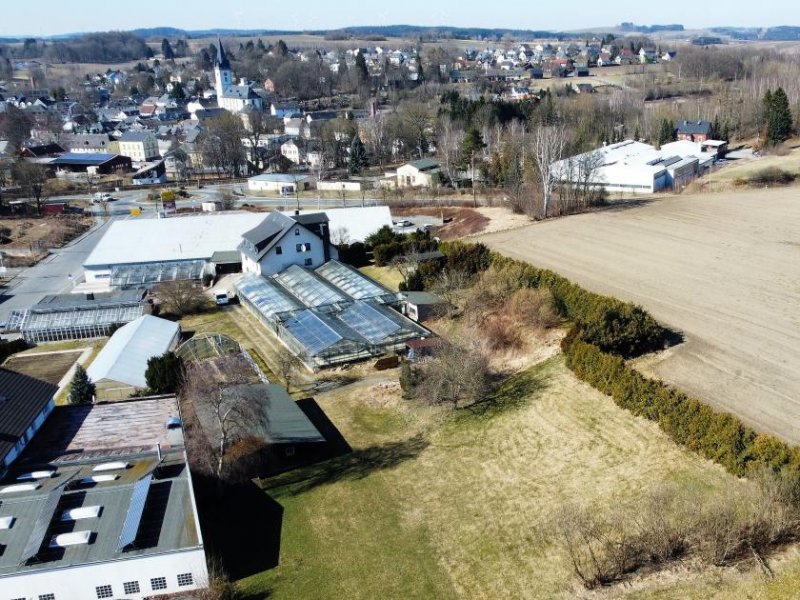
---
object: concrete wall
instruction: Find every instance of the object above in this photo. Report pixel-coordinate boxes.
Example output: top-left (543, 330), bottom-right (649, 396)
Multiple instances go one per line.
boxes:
top-left (317, 181), bottom-right (363, 192)
top-left (0, 548), bottom-right (208, 600)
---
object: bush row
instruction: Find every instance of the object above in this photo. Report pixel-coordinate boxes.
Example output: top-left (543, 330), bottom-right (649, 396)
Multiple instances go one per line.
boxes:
top-left (562, 334), bottom-right (800, 477)
top-left (435, 242), bottom-right (799, 478)
top-left (438, 242), bottom-right (666, 358)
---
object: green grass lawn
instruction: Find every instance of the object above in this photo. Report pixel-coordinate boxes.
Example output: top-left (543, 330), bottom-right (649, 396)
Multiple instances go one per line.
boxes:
top-left (359, 265), bottom-right (404, 292)
top-left (234, 357), bottom-right (800, 599)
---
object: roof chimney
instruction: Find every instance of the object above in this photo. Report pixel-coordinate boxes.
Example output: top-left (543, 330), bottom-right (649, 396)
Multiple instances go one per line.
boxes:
top-left (295, 209), bottom-right (300, 216)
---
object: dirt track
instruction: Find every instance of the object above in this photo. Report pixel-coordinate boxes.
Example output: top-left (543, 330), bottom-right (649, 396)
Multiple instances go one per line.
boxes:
top-left (480, 189), bottom-right (800, 443)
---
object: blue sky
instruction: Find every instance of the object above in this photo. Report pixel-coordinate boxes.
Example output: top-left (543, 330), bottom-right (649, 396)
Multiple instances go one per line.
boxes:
top-left (2, 0), bottom-right (799, 37)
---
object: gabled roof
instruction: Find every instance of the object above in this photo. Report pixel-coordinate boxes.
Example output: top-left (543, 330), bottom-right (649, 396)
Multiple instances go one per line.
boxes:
top-left (86, 315), bottom-right (180, 388)
top-left (406, 158), bottom-right (440, 172)
top-left (221, 383), bottom-right (325, 444)
top-left (119, 131), bottom-right (155, 142)
top-left (239, 211), bottom-right (299, 262)
top-left (676, 120), bottom-right (712, 135)
top-left (0, 368), bottom-right (56, 465)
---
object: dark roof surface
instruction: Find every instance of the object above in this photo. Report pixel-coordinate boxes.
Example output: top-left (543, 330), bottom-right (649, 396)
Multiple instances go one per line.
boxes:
top-left (215, 36), bottom-right (231, 70)
top-left (407, 158), bottom-right (440, 171)
top-left (220, 383), bottom-right (325, 444)
top-left (51, 152), bottom-right (123, 166)
top-left (677, 120), bottom-right (712, 135)
top-left (0, 369), bottom-right (57, 465)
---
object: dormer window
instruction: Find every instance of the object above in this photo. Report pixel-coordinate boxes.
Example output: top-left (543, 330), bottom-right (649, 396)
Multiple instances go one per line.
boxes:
top-left (294, 228), bottom-right (300, 236)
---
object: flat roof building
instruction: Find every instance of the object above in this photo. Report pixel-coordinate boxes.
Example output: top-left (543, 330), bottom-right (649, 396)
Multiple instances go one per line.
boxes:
top-left (551, 139), bottom-right (720, 194)
top-left (0, 396), bottom-right (208, 600)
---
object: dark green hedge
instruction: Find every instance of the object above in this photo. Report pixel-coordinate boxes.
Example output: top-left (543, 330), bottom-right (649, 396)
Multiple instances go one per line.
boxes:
top-left (437, 242), bottom-right (799, 477)
top-left (562, 334), bottom-right (800, 477)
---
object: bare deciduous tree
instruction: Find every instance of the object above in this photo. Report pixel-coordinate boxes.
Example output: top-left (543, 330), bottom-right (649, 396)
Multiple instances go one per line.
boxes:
top-left (156, 280), bottom-right (208, 316)
top-left (182, 355), bottom-right (260, 478)
top-left (415, 339), bottom-right (491, 408)
top-left (532, 125), bottom-right (566, 219)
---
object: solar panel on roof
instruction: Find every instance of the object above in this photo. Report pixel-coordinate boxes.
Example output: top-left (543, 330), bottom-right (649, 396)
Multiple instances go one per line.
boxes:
top-left (19, 486), bottom-right (64, 564)
top-left (117, 473), bottom-right (153, 551)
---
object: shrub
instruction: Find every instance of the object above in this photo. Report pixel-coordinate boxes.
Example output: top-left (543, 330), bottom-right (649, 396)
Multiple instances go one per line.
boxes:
top-left (748, 167), bottom-right (796, 186)
top-left (484, 316), bottom-right (523, 351)
top-left (506, 288), bottom-right (560, 330)
top-left (0, 338), bottom-right (28, 363)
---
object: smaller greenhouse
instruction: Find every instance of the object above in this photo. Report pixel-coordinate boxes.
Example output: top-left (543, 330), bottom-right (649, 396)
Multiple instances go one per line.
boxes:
top-left (110, 260), bottom-right (208, 288)
top-left (10, 290), bottom-right (147, 343)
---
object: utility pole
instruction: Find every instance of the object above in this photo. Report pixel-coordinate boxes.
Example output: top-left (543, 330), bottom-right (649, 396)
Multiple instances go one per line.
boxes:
top-left (471, 152), bottom-right (477, 208)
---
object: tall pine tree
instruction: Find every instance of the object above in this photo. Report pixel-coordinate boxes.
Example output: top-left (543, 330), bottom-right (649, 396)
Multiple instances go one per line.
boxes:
top-left (349, 134), bottom-right (368, 175)
top-left (766, 87), bottom-right (793, 144)
top-left (68, 365), bottom-right (95, 404)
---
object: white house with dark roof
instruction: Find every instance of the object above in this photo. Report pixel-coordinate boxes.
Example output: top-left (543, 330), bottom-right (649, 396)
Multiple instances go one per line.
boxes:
top-left (214, 37), bottom-right (263, 113)
top-left (238, 211), bottom-right (336, 277)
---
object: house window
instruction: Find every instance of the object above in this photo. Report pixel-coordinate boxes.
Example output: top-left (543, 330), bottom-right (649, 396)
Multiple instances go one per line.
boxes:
top-left (38, 595), bottom-right (56, 600)
top-left (304, 258), bottom-right (313, 266)
top-left (123, 581), bottom-right (140, 594)
top-left (276, 245), bottom-right (282, 255)
top-left (95, 585), bottom-right (113, 599)
top-left (294, 228), bottom-right (300, 236)
top-left (151, 577), bottom-right (168, 591)
top-left (296, 243), bottom-right (303, 252)
top-left (177, 573), bottom-right (194, 587)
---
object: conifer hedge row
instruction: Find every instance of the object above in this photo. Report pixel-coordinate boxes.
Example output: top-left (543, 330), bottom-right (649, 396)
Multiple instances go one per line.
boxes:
top-left (439, 242), bottom-right (799, 477)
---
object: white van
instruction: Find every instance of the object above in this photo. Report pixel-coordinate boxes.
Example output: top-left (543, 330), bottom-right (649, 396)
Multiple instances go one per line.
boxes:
top-left (92, 192), bottom-right (113, 203)
top-left (214, 290), bottom-right (230, 305)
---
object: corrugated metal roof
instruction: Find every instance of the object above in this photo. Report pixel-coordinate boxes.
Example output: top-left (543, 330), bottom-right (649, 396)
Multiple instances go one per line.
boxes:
top-left (86, 316), bottom-right (179, 389)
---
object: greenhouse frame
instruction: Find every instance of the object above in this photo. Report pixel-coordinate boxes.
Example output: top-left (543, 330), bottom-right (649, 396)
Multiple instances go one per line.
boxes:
top-left (235, 262), bottom-right (429, 370)
top-left (10, 291), bottom-right (148, 343)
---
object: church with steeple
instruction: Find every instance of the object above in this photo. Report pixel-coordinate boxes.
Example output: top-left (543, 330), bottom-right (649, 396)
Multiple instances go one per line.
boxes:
top-left (214, 37), bottom-right (263, 113)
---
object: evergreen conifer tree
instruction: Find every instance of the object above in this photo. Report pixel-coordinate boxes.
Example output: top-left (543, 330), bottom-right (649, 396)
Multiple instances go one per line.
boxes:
top-left (349, 134), bottom-right (368, 175)
top-left (68, 365), bottom-right (95, 405)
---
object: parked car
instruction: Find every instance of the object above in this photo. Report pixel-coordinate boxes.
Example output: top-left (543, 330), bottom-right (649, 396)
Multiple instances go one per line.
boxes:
top-left (92, 192), bottom-right (114, 203)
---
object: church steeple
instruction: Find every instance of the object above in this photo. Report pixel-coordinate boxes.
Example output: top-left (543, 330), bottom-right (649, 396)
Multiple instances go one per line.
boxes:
top-left (215, 36), bottom-right (231, 70)
top-left (214, 36), bottom-right (233, 100)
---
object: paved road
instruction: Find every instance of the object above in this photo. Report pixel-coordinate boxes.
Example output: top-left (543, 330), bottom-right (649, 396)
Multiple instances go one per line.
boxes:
top-left (0, 219), bottom-right (113, 322)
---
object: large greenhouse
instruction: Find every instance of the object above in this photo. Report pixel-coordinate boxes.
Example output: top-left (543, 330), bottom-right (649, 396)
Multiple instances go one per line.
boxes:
top-left (235, 261), bottom-right (429, 370)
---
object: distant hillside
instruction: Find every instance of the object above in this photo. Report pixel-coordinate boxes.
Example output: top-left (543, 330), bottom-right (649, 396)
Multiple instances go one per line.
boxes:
top-left (619, 23), bottom-right (685, 34)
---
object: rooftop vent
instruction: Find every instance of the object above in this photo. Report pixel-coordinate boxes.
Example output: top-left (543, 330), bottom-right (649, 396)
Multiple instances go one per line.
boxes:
top-left (0, 516), bottom-right (15, 529)
top-left (61, 506), bottom-right (102, 521)
top-left (0, 483), bottom-right (40, 494)
top-left (17, 470), bottom-right (56, 481)
top-left (49, 530), bottom-right (92, 548)
top-left (93, 462), bottom-right (129, 472)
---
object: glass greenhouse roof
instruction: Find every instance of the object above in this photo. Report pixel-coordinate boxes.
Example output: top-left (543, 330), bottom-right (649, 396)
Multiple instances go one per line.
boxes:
top-left (235, 274), bottom-right (303, 319)
top-left (315, 261), bottom-right (395, 302)
top-left (274, 265), bottom-right (347, 308)
top-left (337, 301), bottom-right (401, 344)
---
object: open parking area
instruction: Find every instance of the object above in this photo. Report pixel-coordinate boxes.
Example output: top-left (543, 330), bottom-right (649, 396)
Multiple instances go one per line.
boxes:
top-left (481, 188), bottom-right (800, 443)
